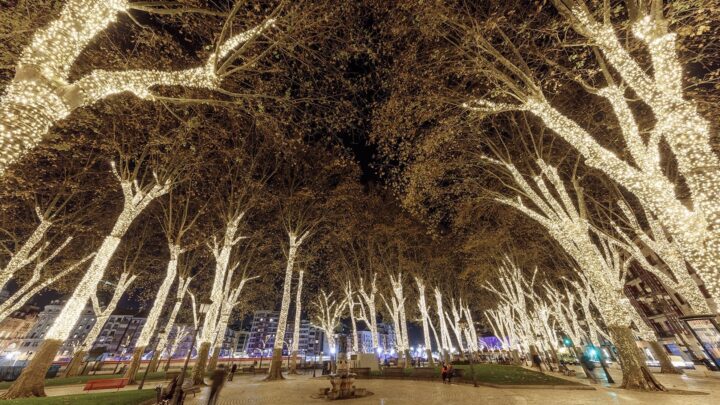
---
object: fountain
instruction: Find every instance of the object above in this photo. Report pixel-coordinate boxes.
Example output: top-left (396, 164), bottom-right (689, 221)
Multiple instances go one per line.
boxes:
top-left (314, 341), bottom-right (372, 400)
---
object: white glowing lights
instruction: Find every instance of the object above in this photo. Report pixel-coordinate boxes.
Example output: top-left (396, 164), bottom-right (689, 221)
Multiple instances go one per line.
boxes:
top-left (465, 6), bottom-right (720, 308)
top-left (153, 275), bottom-right (192, 362)
top-left (414, 278), bottom-right (433, 358)
top-left (312, 290), bottom-right (346, 355)
top-left (272, 231), bottom-right (309, 354)
top-left (0, 0), bottom-right (276, 173)
top-left (134, 245), bottom-right (182, 349)
top-left (343, 280), bottom-right (360, 353)
top-left (0, 208), bottom-right (53, 290)
top-left (356, 274), bottom-right (380, 350)
top-left (77, 271), bottom-right (137, 355)
top-left (291, 270), bottom-right (305, 358)
top-left (44, 163), bottom-right (170, 341)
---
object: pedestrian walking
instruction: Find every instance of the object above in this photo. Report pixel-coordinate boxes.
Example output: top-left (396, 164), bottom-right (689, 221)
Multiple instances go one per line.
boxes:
top-left (441, 363), bottom-right (448, 383)
top-left (228, 363), bottom-right (237, 382)
top-left (531, 353), bottom-right (543, 373)
top-left (207, 364), bottom-right (228, 405)
top-left (447, 364), bottom-right (454, 384)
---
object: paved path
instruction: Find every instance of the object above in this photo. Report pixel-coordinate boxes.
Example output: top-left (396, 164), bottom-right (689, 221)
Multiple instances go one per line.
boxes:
top-left (187, 371), bottom-right (719, 405)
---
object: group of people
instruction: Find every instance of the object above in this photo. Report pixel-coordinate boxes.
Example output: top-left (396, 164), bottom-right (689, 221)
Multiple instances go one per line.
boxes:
top-left (440, 363), bottom-right (455, 384)
top-left (159, 363), bottom-right (240, 405)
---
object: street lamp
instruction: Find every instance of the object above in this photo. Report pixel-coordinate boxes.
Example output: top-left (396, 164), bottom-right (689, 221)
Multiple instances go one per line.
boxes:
top-left (459, 320), bottom-right (478, 387)
top-left (313, 339), bottom-right (319, 377)
top-left (171, 299), bottom-right (212, 405)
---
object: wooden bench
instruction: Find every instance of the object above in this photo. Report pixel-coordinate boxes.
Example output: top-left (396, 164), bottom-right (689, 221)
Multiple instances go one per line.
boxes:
top-left (382, 367), bottom-right (405, 377)
top-left (83, 378), bottom-right (128, 392)
top-left (350, 367), bottom-right (370, 378)
top-left (412, 368), bottom-right (438, 379)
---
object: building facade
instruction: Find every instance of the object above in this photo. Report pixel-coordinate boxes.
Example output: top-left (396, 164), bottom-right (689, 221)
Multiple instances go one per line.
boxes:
top-left (0, 305), bottom-right (39, 363)
top-left (246, 310), bottom-right (324, 357)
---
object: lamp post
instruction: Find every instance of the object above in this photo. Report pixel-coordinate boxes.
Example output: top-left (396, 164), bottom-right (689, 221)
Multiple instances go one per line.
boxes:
top-left (313, 339), bottom-right (319, 377)
top-left (459, 321), bottom-right (477, 387)
top-left (171, 300), bottom-right (212, 405)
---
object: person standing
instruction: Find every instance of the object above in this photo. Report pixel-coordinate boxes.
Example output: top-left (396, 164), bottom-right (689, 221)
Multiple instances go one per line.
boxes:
top-left (441, 363), bottom-right (448, 384)
top-left (228, 363), bottom-right (237, 382)
top-left (207, 365), bottom-right (228, 405)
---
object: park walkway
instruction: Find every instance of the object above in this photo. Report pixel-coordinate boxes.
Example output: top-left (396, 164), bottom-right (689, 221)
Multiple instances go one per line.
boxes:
top-left (188, 370), bottom-right (719, 405)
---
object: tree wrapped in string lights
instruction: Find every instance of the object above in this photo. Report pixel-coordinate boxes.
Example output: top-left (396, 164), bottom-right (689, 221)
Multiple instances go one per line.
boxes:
top-left (2, 156), bottom-right (172, 398)
top-left (0, 0), bottom-right (282, 174)
top-left (312, 290), bottom-right (347, 370)
top-left (414, 277), bottom-right (435, 365)
top-left (462, 0), bottom-right (720, 310)
top-left (487, 156), bottom-right (663, 390)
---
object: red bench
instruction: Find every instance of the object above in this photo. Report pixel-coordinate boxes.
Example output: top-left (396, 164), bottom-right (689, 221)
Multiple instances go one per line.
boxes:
top-left (83, 378), bottom-right (129, 392)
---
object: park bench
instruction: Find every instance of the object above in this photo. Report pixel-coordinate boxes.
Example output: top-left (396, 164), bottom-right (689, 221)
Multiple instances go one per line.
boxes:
top-left (382, 367), bottom-right (405, 377)
top-left (350, 367), bottom-right (370, 378)
top-left (83, 378), bottom-right (128, 392)
top-left (412, 368), bottom-right (438, 379)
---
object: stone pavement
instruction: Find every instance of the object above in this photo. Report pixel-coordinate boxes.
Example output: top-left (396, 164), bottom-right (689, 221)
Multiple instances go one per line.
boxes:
top-left (187, 371), bottom-right (720, 405)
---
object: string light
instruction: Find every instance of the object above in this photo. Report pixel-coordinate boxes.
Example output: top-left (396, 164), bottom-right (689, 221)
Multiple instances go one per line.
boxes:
top-left (291, 270), bottom-right (304, 356)
top-left (465, 7), bottom-right (720, 308)
top-left (151, 275), bottom-right (192, 362)
top-left (414, 278), bottom-right (433, 358)
top-left (200, 212), bottom-right (245, 346)
top-left (0, 0), bottom-right (276, 173)
top-left (312, 290), bottom-right (346, 356)
top-left (343, 280), bottom-right (359, 353)
top-left (45, 164), bottom-right (170, 341)
top-left (134, 244), bottom-right (181, 350)
top-left (272, 231), bottom-right (308, 356)
top-left (0, 208), bottom-right (52, 290)
top-left (356, 274), bottom-right (380, 351)
top-left (74, 272), bottom-right (137, 358)
top-left (433, 287), bottom-right (452, 355)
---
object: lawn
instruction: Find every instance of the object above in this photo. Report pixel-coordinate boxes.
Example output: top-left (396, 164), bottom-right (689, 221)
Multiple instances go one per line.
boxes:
top-left (374, 364), bottom-right (581, 386)
top-left (0, 389), bottom-right (156, 405)
top-left (454, 364), bottom-right (580, 386)
top-left (0, 371), bottom-right (182, 390)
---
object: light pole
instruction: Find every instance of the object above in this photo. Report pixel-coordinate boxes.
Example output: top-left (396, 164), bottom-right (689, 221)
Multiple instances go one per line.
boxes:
top-left (459, 321), bottom-right (477, 387)
top-left (171, 300), bottom-right (211, 405)
top-left (313, 339), bottom-right (319, 377)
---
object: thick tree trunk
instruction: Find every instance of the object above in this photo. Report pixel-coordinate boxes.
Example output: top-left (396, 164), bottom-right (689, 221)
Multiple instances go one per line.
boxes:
top-left (192, 342), bottom-right (211, 385)
top-left (649, 340), bottom-right (682, 374)
top-left (608, 326), bottom-right (665, 391)
top-left (207, 347), bottom-right (220, 374)
top-left (289, 350), bottom-right (299, 374)
top-left (510, 349), bottom-right (520, 365)
top-left (404, 349), bottom-right (412, 368)
top-left (1, 339), bottom-right (62, 398)
top-left (426, 348), bottom-right (434, 366)
top-left (62, 349), bottom-right (86, 378)
top-left (123, 346), bottom-right (145, 384)
top-left (148, 350), bottom-right (161, 374)
top-left (266, 348), bottom-right (285, 380)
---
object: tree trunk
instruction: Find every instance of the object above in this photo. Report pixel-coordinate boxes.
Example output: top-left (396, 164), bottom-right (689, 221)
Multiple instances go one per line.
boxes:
top-left (426, 348), bottom-right (434, 367)
top-left (608, 326), bottom-right (665, 391)
top-left (289, 350), bottom-right (299, 374)
top-left (1, 339), bottom-right (62, 398)
top-left (510, 349), bottom-right (520, 365)
top-left (266, 348), bottom-right (285, 380)
top-left (192, 342), bottom-right (211, 385)
top-left (148, 350), bottom-right (161, 374)
top-left (649, 340), bottom-right (682, 374)
top-left (123, 346), bottom-right (145, 384)
top-left (207, 347), bottom-right (220, 374)
top-left (404, 349), bottom-right (412, 368)
top-left (62, 350), bottom-right (86, 378)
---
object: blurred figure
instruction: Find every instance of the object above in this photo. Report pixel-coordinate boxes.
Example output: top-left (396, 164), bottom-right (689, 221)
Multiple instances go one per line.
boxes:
top-left (207, 364), bottom-right (227, 405)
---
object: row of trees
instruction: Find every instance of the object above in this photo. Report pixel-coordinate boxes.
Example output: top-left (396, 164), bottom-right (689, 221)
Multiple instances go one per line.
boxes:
top-left (371, 0), bottom-right (720, 392)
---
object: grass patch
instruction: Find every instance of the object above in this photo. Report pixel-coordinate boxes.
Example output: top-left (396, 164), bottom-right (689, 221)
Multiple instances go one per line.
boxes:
top-left (449, 364), bottom-right (580, 386)
top-left (0, 370), bottom-right (184, 390)
top-left (0, 389), bottom-right (155, 404)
